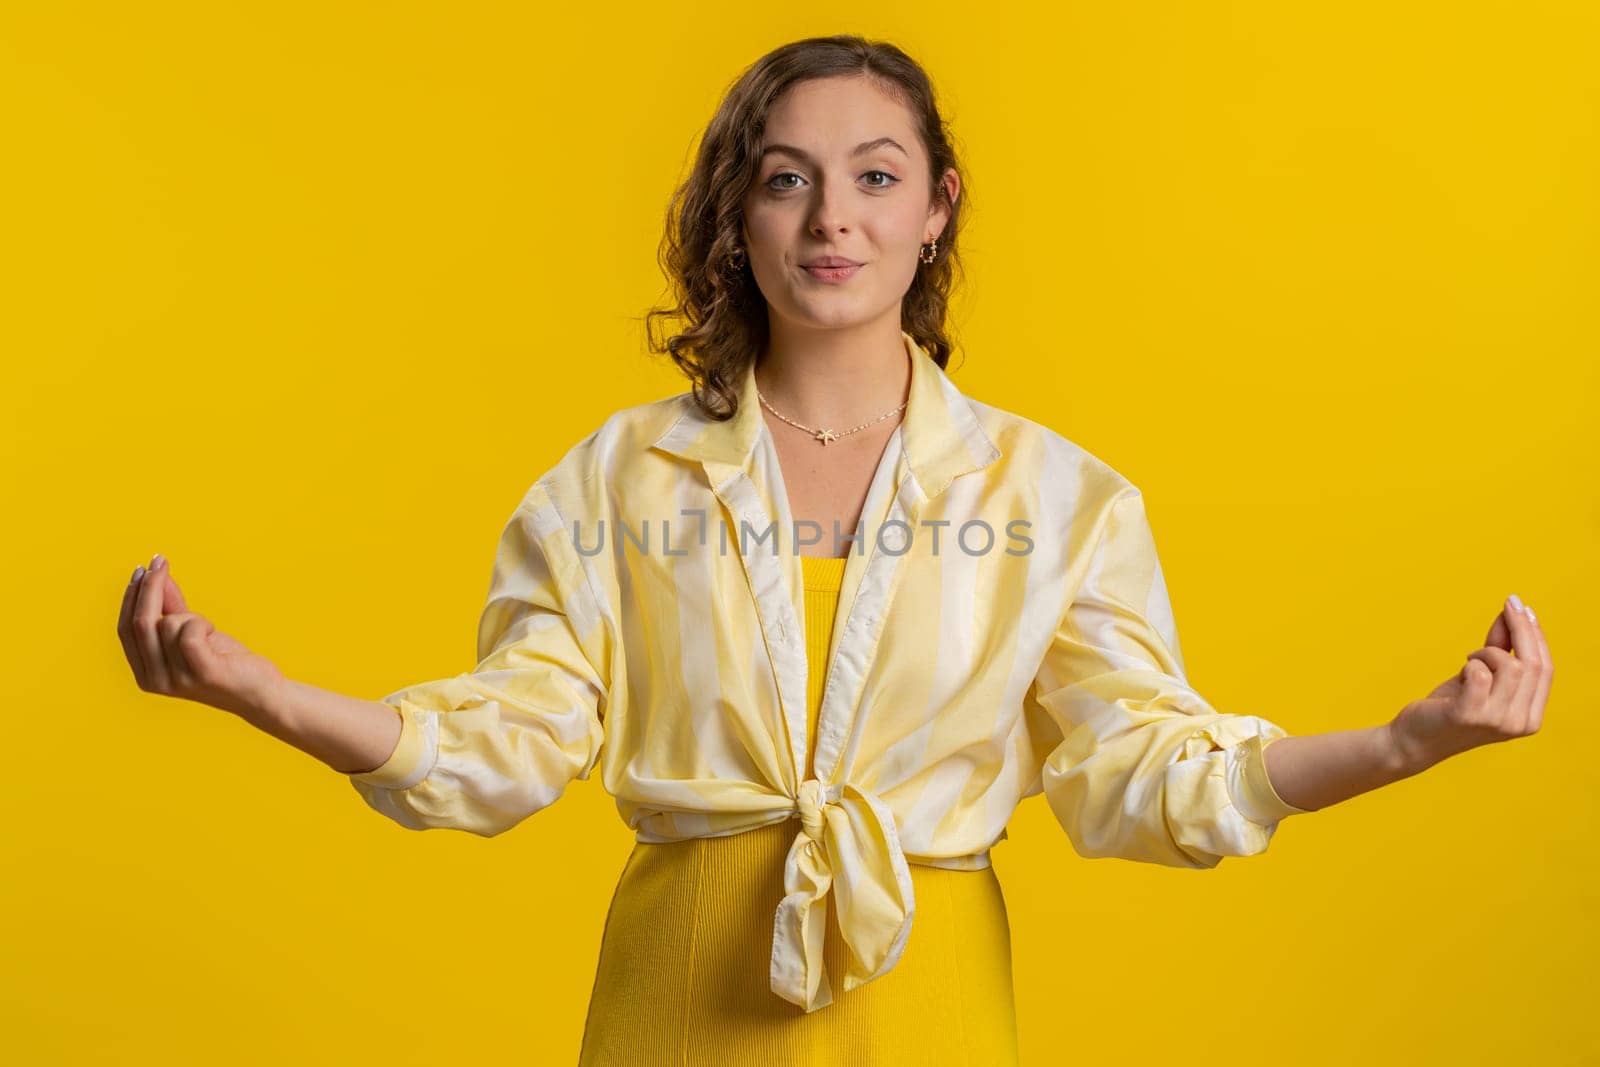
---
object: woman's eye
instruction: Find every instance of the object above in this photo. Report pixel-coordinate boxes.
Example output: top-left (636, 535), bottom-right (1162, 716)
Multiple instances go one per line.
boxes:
top-left (764, 171), bottom-right (901, 191)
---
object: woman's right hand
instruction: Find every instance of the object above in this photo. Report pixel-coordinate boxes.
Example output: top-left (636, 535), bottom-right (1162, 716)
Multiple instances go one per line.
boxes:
top-left (118, 554), bottom-right (287, 720)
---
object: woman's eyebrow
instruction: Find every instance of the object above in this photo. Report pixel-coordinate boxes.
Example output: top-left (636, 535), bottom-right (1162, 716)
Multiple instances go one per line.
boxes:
top-left (758, 136), bottom-right (908, 164)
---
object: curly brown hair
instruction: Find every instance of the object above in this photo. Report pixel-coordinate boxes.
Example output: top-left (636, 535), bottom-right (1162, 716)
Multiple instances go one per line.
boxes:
top-left (639, 34), bottom-right (972, 421)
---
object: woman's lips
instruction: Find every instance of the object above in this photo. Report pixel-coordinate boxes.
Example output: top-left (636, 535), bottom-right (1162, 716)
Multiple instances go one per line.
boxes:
top-left (801, 262), bottom-right (863, 282)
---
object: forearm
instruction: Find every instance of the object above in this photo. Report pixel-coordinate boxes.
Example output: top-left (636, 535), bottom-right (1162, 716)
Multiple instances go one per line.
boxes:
top-left (238, 679), bottom-right (405, 777)
top-left (1262, 724), bottom-right (1430, 814)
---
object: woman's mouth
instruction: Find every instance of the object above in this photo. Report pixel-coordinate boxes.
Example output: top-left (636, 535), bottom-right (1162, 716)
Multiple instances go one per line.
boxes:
top-left (801, 262), bottom-right (863, 283)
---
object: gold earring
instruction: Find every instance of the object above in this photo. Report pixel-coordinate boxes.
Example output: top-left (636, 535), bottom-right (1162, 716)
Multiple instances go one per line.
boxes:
top-left (727, 245), bottom-right (747, 272)
top-left (918, 237), bottom-right (938, 264)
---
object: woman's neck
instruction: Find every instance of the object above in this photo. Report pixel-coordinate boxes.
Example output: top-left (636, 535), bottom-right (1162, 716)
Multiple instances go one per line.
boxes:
top-left (753, 322), bottom-right (911, 430)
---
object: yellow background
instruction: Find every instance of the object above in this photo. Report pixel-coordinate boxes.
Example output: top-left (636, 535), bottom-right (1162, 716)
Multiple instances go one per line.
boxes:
top-left (4, 3), bottom-right (1596, 1063)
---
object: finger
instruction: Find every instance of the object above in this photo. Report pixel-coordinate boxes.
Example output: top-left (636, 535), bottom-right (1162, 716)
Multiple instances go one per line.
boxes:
top-left (1485, 606), bottom-right (1513, 651)
top-left (1462, 658), bottom-right (1493, 710)
top-left (1524, 600), bottom-right (1553, 732)
top-left (118, 564), bottom-right (149, 687)
top-left (153, 559), bottom-right (195, 685)
top-left (1503, 596), bottom-right (1543, 730)
top-left (1504, 596), bottom-right (1539, 664)
top-left (1466, 646), bottom-right (1515, 671)
top-left (160, 560), bottom-right (189, 615)
top-left (134, 555), bottom-right (171, 692)
top-left (1466, 646), bottom-right (1524, 710)
top-left (163, 614), bottom-right (210, 687)
top-left (157, 612), bottom-right (198, 687)
top-left (174, 615), bottom-right (217, 682)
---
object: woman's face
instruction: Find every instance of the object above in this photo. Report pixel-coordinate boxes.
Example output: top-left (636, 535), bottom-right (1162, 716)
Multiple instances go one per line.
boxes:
top-left (739, 74), bottom-right (959, 335)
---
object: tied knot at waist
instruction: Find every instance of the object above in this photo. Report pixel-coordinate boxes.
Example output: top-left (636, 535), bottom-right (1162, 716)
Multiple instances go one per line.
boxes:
top-left (770, 777), bottom-right (916, 1014)
top-left (794, 777), bottom-right (842, 842)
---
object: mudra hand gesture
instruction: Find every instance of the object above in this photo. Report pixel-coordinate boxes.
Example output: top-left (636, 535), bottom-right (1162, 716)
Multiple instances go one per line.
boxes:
top-left (117, 554), bottom-right (285, 719)
top-left (1388, 595), bottom-right (1553, 771)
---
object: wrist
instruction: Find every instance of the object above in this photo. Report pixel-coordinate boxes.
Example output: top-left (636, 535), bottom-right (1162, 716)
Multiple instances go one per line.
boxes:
top-left (236, 676), bottom-right (296, 731)
top-left (1380, 719), bottom-right (1439, 778)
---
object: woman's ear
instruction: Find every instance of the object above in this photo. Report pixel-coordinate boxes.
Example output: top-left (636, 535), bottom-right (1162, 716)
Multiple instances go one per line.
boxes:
top-left (929, 168), bottom-right (960, 238)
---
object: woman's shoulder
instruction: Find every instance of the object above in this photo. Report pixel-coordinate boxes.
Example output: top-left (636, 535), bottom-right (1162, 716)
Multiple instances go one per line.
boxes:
top-left (961, 394), bottom-right (1139, 502)
top-left (518, 392), bottom-right (698, 518)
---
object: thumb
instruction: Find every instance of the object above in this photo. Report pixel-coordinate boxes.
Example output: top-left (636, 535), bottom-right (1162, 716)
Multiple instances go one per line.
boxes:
top-left (156, 561), bottom-right (189, 615)
top-left (1463, 657), bottom-right (1492, 698)
top-left (1484, 604), bottom-right (1513, 651)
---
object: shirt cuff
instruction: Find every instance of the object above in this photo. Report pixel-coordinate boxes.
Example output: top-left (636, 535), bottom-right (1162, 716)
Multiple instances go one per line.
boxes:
top-left (1231, 733), bottom-right (1313, 824)
top-left (348, 702), bottom-right (428, 790)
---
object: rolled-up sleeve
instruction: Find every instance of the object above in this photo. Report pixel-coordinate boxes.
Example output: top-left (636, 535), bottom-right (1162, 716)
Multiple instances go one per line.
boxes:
top-left (348, 479), bottom-right (611, 838)
top-left (1027, 484), bottom-right (1309, 869)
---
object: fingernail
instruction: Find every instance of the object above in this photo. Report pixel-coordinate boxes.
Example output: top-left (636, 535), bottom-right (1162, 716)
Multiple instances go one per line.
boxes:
top-left (131, 565), bottom-right (143, 583)
top-left (151, 553), bottom-right (165, 570)
top-left (1508, 593), bottom-right (1524, 615)
top-left (1526, 605), bottom-right (1537, 625)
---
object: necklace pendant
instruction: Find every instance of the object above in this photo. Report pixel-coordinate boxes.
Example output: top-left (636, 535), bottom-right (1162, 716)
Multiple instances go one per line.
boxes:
top-left (813, 428), bottom-right (839, 445)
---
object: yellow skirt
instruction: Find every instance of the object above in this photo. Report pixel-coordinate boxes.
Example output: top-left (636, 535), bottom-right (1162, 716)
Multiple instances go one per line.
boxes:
top-left (577, 818), bottom-right (1019, 1065)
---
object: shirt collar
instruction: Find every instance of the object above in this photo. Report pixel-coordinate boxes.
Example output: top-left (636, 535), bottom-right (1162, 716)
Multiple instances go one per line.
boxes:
top-left (650, 329), bottom-right (1000, 500)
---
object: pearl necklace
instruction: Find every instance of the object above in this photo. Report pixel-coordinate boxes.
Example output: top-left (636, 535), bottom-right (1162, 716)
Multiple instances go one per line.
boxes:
top-left (756, 388), bottom-right (907, 445)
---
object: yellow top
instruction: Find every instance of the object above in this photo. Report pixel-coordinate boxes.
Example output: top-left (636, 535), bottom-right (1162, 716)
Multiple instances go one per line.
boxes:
top-left (575, 578), bottom-right (1021, 1059)
top-left (346, 329), bottom-right (1310, 1014)
top-left (800, 554), bottom-right (848, 781)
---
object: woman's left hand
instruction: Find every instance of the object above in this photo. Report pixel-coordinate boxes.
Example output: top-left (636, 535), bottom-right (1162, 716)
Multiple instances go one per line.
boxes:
top-left (1386, 596), bottom-right (1553, 773)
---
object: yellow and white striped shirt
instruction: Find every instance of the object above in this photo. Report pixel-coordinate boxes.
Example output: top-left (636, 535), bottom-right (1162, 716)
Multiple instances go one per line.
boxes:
top-left (347, 330), bottom-right (1310, 1013)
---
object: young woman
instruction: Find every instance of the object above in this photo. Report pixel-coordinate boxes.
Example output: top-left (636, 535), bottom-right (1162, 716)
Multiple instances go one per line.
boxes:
top-left (117, 34), bottom-right (1553, 1066)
